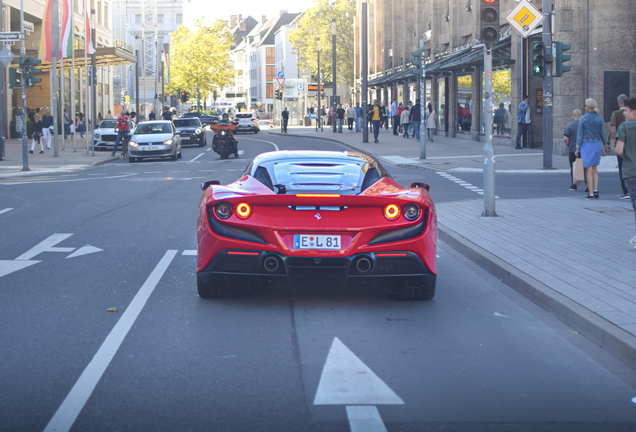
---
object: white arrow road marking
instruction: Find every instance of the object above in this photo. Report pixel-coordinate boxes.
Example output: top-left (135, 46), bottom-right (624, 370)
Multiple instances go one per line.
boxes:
top-left (0, 208), bottom-right (13, 215)
top-left (15, 234), bottom-right (75, 261)
top-left (241, 137), bottom-right (280, 151)
top-left (182, 250), bottom-right (197, 256)
top-left (346, 406), bottom-right (388, 432)
top-left (314, 337), bottom-right (404, 405)
top-left (66, 245), bottom-right (103, 259)
top-left (0, 260), bottom-right (41, 278)
top-left (43, 250), bottom-right (177, 432)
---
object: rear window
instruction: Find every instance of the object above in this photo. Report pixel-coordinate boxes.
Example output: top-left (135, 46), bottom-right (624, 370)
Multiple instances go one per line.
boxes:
top-left (100, 120), bottom-right (117, 128)
top-left (235, 113), bottom-right (253, 119)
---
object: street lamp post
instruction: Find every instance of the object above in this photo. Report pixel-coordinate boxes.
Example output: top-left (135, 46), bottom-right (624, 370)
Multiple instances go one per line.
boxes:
top-left (361, 0), bottom-right (368, 143)
top-left (317, 37), bottom-right (322, 131)
top-left (331, 18), bottom-right (337, 133)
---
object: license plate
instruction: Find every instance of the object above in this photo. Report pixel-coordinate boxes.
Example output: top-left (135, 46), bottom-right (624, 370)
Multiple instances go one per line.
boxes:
top-left (143, 146), bottom-right (161, 151)
top-left (294, 234), bottom-right (341, 250)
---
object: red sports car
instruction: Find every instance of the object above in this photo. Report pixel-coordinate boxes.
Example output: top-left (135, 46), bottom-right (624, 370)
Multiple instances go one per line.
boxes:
top-left (196, 150), bottom-right (437, 300)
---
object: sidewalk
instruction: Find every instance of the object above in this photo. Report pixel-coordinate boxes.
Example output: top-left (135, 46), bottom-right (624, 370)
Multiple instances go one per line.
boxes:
top-left (273, 125), bottom-right (619, 174)
top-left (270, 125), bottom-right (636, 372)
top-left (0, 137), bottom-right (116, 178)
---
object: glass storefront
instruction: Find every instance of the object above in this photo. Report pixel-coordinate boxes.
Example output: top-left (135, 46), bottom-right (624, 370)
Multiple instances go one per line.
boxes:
top-left (437, 79), bottom-right (445, 131)
top-left (480, 68), bottom-right (512, 136)
top-left (457, 75), bottom-right (472, 133)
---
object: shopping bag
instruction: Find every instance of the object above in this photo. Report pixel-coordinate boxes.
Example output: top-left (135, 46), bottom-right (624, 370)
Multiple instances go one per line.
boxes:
top-left (573, 157), bottom-right (585, 185)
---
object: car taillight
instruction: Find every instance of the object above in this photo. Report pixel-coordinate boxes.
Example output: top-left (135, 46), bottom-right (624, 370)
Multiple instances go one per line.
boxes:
top-left (252, 118), bottom-right (257, 122)
top-left (384, 204), bottom-right (400, 220)
top-left (296, 194), bottom-right (341, 198)
top-left (235, 202), bottom-right (252, 219)
top-left (403, 203), bottom-right (421, 221)
top-left (215, 201), bottom-right (232, 219)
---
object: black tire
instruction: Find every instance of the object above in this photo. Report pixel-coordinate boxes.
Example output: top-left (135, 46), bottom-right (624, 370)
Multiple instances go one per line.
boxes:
top-left (254, 129), bottom-right (259, 134)
top-left (197, 274), bottom-right (230, 298)
top-left (220, 149), bottom-right (228, 159)
top-left (199, 138), bottom-right (206, 147)
top-left (129, 157), bottom-right (136, 163)
top-left (393, 277), bottom-right (436, 301)
top-left (234, 151), bottom-right (239, 158)
top-left (170, 151), bottom-right (177, 161)
top-left (177, 149), bottom-right (182, 159)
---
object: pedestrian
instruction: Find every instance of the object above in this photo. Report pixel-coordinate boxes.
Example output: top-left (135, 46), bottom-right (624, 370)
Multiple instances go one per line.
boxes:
top-left (63, 108), bottom-right (70, 138)
top-left (426, 103), bottom-right (436, 141)
top-left (15, 108), bottom-right (24, 136)
top-left (149, 110), bottom-right (156, 121)
top-left (369, 100), bottom-right (382, 143)
top-left (615, 97), bottom-right (636, 248)
top-left (327, 107), bottom-right (332, 126)
top-left (76, 113), bottom-right (86, 138)
top-left (493, 103), bottom-right (506, 136)
top-left (564, 109), bottom-right (582, 191)
top-left (346, 104), bottom-right (356, 132)
top-left (281, 107), bottom-right (289, 133)
top-left (112, 111), bottom-right (130, 156)
top-left (516, 95), bottom-right (534, 149)
top-left (504, 105), bottom-right (512, 135)
top-left (98, 112), bottom-right (104, 122)
top-left (28, 114), bottom-right (44, 154)
top-left (381, 102), bottom-right (389, 130)
top-left (391, 98), bottom-right (399, 135)
top-left (575, 98), bottom-right (607, 200)
top-left (400, 105), bottom-right (411, 139)
top-left (161, 106), bottom-right (173, 121)
top-left (27, 107), bottom-right (35, 123)
top-left (354, 102), bottom-right (362, 132)
top-left (105, 109), bottom-right (114, 119)
top-left (463, 103), bottom-right (471, 132)
top-left (336, 104), bottom-right (345, 133)
top-left (41, 108), bottom-right (54, 150)
top-left (129, 110), bottom-right (137, 122)
top-left (410, 99), bottom-right (421, 141)
top-left (607, 94), bottom-right (630, 199)
top-left (397, 102), bottom-right (404, 135)
top-left (458, 103), bottom-right (465, 131)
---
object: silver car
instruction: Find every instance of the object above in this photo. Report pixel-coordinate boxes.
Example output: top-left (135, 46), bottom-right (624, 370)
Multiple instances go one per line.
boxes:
top-left (234, 112), bottom-right (260, 133)
top-left (93, 119), bottom-right (135, 151)
top-left (128, 121), bottom-right (182, 162)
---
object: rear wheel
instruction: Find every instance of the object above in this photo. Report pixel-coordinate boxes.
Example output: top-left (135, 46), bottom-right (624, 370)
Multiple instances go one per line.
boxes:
top-left (197, 274), bottom-right (230, 298)
top-left (393, 276), bottom-right (436, 301)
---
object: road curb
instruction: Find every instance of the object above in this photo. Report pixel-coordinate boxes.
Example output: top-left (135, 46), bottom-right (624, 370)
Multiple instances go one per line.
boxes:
top-left (268, 130), bottom-right (438, 172)
top-left (438, 223), bottom-right (636, 371)
top-left (89, 156), bottom-right (120, 167)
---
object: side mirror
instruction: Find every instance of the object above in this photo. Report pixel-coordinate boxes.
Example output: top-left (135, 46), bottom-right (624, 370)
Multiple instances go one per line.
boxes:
top-left (411, 182), bottom-right (430, 192)
top-left (201, 180), bottom-right (220, 191)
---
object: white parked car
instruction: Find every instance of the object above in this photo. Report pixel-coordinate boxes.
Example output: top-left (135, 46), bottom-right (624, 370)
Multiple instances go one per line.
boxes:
top-left (234, 112), bottom-right (260, 133)
top-left (93, 119), bottom-right (135, 151)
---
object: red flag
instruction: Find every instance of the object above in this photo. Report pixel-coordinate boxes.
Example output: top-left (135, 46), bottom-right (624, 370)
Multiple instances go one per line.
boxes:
top-left (38, 0), bottom-right (54, 61)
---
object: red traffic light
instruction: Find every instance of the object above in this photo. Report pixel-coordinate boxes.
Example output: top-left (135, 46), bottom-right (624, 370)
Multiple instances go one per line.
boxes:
top-left (482, 0), bottom-right (497, 3)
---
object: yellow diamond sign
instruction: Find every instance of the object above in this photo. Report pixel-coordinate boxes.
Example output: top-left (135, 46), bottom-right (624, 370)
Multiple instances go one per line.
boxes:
top-left (505, 0), bottom-right (545, 38)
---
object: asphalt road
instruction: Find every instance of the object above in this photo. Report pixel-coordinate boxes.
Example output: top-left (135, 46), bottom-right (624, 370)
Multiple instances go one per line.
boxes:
top-left (1, 129), bottom-right (635, 431)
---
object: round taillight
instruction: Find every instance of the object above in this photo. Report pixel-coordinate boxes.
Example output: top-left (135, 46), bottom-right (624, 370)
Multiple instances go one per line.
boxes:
top-left (236, 202), bottom-right (252, 219)
top-left (384, 204), bottom-right (400, 220)
top-left (215, 201), bottom-right (232, 219)
top-left (403, 203), bottom-right (421, 221)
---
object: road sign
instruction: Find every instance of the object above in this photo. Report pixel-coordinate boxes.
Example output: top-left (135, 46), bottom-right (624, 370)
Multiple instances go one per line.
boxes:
top-left (256, 101), bottom-right (262, 106)
top-left (0, 47), bottom-right (15, 67)
top-left (275, 77), bottom-right (285, 87)
top-left (0, 32), bottom-right (21, 41)
top-left (296, 83), bottom-right (305, 92)
top-left (505, 0), bottom-right (544, 38)
top-left (276, 71), bottom-right (284, 78)
top-left (23, 21), bottom-right (34, 33)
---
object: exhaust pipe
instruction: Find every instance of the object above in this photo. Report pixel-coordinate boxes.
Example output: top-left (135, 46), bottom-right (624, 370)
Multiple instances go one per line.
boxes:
top-left (355, 256), bottom-right (372, 273)
top-left (263, 255), bottom-right (280, 273)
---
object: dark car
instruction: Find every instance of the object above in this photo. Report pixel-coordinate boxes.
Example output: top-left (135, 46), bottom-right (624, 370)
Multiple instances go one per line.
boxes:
top-left (183, 112), bottom-right (219, 127)
top-left (174, 117), bottom-right (206, 147)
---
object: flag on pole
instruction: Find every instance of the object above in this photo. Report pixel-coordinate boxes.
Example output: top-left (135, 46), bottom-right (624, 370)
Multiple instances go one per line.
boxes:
top-left (83, 0), bottom-right (96, 54)
top-left (38, 0), bottom-right (54, 61)
top-left (60, 0), bottom-right (73, 57)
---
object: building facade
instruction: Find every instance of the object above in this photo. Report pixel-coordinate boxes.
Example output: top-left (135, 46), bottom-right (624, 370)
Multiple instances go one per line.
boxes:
top-left (354, 0), bottom-right (636, 152)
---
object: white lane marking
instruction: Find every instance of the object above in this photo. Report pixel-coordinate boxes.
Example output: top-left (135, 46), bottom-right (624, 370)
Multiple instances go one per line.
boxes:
top-left (143, 171), bottom-right (162, 174)
top-left (190, 152), bottom-right (205, 162)
top-left (206, 148), bottom-right (212, 152)
top-left (240, 137), bottom-right (280, 151)
top-left (494, 312), bottom-right (511, 318)
top-left (182, 250), bottom-right (197, 256)
top-left (0, 208), bottom-right (13, 215)
top-left (15, 234), bottom-right (75, 261)
top-left (1, 173), bottom-right (138, 186)
top-left (43, 250), bottom-right (177, 432)
top-left (60, 174), bottom-right (79, 177)
top-left (314, 337), bottom-right (404, 405)
top-left (199, 170), bottom-right (217, 172)
top-left (346, 406), bottom-right (388, 432)
top-left (436, 172), bottom-right (499, 199)
top-left (66, 245), bottom-right (103, 259)
top-left (0, 260), bottom-right (41, 278)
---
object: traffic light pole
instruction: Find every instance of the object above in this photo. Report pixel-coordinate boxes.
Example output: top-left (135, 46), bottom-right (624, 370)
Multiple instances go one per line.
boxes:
top-left (542, 0), bottom-right (553, 169)
top-left (19, 0), bottom-right (28, 171)
top-left (482, 46), bottom-right (496, 217)
top-left (418, 43), bottom-right (426, 159)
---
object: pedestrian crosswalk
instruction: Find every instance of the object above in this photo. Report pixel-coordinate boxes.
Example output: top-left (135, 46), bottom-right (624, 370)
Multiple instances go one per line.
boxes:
top-left (436, 172), bottom-right (499, 198)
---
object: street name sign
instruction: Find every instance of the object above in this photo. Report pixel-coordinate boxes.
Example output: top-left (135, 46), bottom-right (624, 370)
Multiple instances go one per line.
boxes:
top-left (505, 0), bottom-right (544, 38)
top-left (0, 32), bottom-right (21, 41)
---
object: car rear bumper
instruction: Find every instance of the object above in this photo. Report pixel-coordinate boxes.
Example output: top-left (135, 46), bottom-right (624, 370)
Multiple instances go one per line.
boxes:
top-left (237, 125), bottom-right (259, 132)
top-left (197, 249), bottom-right (435, 291)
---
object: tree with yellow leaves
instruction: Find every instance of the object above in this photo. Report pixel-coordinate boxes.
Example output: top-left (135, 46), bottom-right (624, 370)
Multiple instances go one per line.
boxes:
top-left (169, 20), bottom-right (234, 109)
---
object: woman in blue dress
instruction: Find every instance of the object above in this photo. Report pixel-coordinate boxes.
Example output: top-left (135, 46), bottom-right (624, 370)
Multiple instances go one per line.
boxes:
top-left (575, 98), bottom-right (608, 199)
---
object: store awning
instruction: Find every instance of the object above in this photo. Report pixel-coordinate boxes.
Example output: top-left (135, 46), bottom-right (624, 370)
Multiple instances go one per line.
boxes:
top-left (11, 47), bottom-right (137, 72)
top-left (368, 67), bottom-right (419, 87)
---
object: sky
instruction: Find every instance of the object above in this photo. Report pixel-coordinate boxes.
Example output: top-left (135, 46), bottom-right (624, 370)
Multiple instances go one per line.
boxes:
top-left (183, 0), bottom-right (316, 28)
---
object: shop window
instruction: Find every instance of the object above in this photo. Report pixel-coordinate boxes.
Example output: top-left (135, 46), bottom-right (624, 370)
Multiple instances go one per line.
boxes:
top-left (480, 68), bottom-right (512, 136)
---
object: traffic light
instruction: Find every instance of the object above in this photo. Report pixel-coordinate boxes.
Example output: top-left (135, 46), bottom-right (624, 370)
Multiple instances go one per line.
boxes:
top-left (8, 68), bottom-right (21, 89)
top-left (180, 91), bottom-right (189, 102)
top-left (554, 41), bottom-right (571, 77)
top-left (411, 48), bottom-right (426, 76)
top-left (275, 89), bottom-right (283, 100)
top-left (26, 57), bottom-right (42, 87)
top-left (531, 40), bottom-right (544, 77)
top-left (480, 0), bottom-right (500, 47)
